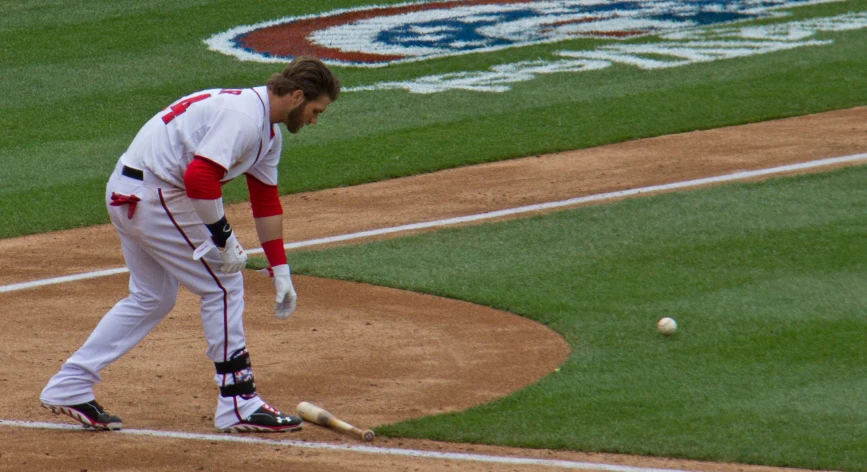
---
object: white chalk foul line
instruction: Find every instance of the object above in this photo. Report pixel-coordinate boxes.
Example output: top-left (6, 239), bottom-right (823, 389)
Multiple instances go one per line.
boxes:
top-left (1, 153), bottom-right (865, 294)
top-left (0, 267), bottom-right (130, 293)
top-left (0, 420), bottom-right (693, 472)
top-left (276, 153), bottom-right (867, 249)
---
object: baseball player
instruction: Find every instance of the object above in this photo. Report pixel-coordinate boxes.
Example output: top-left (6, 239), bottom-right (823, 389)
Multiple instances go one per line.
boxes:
top-left (39, 56), bottom-right (340, 433)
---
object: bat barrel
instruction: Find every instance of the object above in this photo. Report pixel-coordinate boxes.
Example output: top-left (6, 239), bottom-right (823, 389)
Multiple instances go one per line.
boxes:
top-left (297, 401), bottom-right (375, 442)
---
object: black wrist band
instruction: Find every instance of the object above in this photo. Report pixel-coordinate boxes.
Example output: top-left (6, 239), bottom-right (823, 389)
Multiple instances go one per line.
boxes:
top-left (205, 216), bottom-right (232, 248)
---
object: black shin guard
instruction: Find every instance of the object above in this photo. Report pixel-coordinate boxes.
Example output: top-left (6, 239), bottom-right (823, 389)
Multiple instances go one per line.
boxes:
top-left (215, 348), bottom-right (257, 399)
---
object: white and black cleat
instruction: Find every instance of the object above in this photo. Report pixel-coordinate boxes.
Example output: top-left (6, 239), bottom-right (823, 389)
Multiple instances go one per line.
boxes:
top-left (222, 404), bottom-right (303, 433)
top-left (42, 400), bottom-right (123, 431)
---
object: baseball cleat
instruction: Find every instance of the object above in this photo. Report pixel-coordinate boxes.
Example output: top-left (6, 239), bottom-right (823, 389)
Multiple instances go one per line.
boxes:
top-left (41, 400), bottom-right (123, 431)
top-left (222, 404), bottom-right (303, 433)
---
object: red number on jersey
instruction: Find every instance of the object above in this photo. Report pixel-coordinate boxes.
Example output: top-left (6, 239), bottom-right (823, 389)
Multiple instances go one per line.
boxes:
top-left (220, 89), bottom-right (243, 95)
top-left (161, 93), bottom-right (212, 124)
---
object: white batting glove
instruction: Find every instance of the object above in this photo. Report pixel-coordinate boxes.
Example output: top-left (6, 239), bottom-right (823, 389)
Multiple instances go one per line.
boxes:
top-left (269, 264), bottom-right (297, 320)
top-left (218, 232), bottom-right (247, 273)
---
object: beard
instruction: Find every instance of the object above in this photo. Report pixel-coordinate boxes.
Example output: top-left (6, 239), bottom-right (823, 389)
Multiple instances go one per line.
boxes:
top-left (285, 101), bottom-right (306, 134)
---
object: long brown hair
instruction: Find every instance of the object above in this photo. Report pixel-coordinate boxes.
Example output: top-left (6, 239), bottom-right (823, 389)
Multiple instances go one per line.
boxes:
top-left (267, 56), bottom-right (340, 102)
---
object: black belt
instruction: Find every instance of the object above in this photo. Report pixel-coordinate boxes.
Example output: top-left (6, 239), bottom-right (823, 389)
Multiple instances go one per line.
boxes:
top-left (122, 165), bottom-right (144, 181)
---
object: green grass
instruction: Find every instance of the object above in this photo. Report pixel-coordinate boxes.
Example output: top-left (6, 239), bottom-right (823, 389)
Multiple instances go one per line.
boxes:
top-left (252, 166), bottom-right (867, 471)
top-left (1, 0), bottom-right (866, 237)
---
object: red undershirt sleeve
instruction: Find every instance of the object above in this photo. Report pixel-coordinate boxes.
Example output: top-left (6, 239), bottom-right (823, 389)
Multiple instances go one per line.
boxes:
top-left (184, 156), bottom-right (225, 199)
top-left (246, 174), bottom-right (286, 267)
top-left (245, 174), bottom-right (283, 218)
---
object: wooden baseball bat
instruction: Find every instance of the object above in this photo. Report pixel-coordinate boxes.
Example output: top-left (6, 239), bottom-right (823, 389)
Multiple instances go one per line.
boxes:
top-left (296, 401), bottom-right (375, 442)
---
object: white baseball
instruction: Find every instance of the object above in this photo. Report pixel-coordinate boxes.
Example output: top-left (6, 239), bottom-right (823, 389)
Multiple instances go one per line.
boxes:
top-left (657, 317), bottom-right (677, 335)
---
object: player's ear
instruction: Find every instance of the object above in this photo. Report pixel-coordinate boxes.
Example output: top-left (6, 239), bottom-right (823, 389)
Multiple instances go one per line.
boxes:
top-left (291, 89), bottom-right (304, 105)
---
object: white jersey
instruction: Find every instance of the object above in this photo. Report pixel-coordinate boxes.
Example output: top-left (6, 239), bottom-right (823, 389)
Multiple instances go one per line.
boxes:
top-left (121, 85), bottom-right (282, 188)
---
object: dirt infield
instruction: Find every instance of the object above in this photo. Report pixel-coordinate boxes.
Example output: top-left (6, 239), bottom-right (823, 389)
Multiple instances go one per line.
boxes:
top-left (1, 106), bottom-right (864, 471)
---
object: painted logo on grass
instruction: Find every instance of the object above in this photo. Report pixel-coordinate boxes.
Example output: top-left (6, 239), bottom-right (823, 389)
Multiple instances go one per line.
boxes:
top-left (348, 11), bottom-right (867, 93)
top-left (206, 0), bottom-right (835, 67)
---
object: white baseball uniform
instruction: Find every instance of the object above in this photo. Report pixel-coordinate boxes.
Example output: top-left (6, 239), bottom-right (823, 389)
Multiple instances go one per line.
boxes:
top-left (41, 86), bottom-right (282, 430)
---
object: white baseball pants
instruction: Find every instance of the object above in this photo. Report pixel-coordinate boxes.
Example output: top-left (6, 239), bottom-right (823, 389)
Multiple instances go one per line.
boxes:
top-left (41, 161), bottom-right (264, 429)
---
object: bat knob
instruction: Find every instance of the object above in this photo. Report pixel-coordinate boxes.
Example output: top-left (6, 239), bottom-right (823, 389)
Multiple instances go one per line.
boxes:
top-left (362, 430), bottom-right (375, 442)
